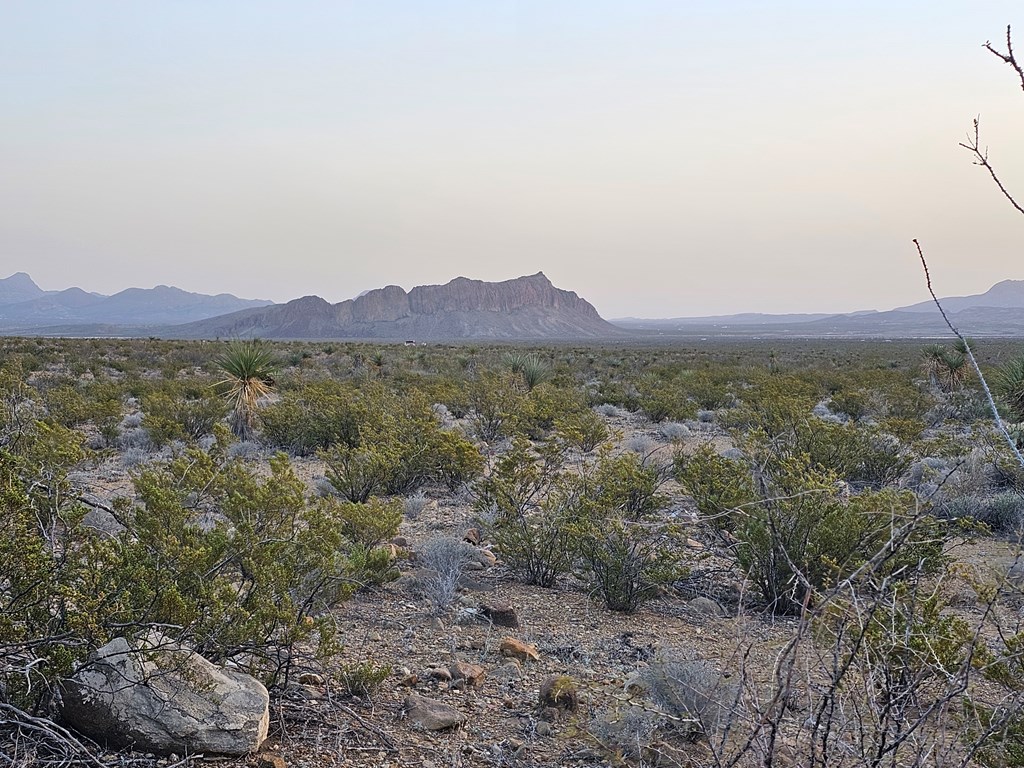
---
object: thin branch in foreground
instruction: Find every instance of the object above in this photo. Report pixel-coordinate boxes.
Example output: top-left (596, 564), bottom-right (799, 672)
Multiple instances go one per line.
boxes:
top-left (913, 239), bottom-right (1024, 469)
top-left (959, 118), bottom-right (1024, 217)
top-left (985, 24), bottom-right (1024, 93)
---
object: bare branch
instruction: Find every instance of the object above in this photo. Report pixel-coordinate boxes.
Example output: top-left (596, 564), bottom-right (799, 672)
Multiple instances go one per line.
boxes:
top-left (959, 117), bottom-right (1024, 216)
top-left (913, 239), bottom-right (1024, 469)
top-left (984, 24), bottom-right (1024, 93)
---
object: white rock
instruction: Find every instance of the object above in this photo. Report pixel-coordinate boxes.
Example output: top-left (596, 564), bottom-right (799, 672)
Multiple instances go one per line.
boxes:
top-left (61, 635), bottom-right (269, 755)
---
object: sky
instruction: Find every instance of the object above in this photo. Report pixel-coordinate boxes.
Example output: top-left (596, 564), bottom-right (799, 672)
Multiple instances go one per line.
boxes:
top-left (2, 1), bottom-right (1023, 318)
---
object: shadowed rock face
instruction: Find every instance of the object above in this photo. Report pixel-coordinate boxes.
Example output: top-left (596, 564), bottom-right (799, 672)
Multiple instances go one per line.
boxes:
top-left (173, 272), bottom-right (621, 340)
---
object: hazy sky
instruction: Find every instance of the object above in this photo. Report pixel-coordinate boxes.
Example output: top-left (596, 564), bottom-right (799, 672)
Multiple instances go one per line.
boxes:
top-left (3, 2), bottom-right (1023, 318)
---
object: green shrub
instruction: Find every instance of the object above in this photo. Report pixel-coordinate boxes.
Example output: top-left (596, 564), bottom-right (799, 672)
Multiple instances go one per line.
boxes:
top-left (555, 408), bottom-right (611, 453)
top-left (637, 375), bottom-right (697, 423)
top-left (335, 661), bottom-right (392, 697)
top-left (674, 443), bottom-right (757, 530)
top-left (466, 370), bottom-right (526, 441)
top-left (520, 383), bottom-right (587, 439)
top-left (569, 451), bottom-right (683, 612)
top-left (141, 388), bottom-right (227, 446)
top-left (734, 392), bottom-right (910, 487)
top-left (260, 380), bottom-right (360, 455)
top-left (321, 441), bottom-right (400, 503)
top-left (736, 457), bottom-right (945, 615)
top-left (995, 354), bottom-right (1024, 431)
top-left (1, 423), bottom-right (377, 707)
top-left (504, 351), bottom-right (551, 391)
top-left (474, 437), bottom-right (574, 587)
top-left (319, 385), bottom-right (482, 499)
top-left (327, 495), bottom-right (402, 548)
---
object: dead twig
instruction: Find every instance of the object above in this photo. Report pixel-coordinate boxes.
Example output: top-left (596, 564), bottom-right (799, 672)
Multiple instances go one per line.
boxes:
top-left (913, 239), bottom-right (1024, 469)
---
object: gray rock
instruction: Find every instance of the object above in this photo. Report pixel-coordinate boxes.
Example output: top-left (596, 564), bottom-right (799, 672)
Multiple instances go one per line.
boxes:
top-left (81, 508), bottom-right (125, 537)
top-left (404, 693), bottom-right (466, 731)
top-left (491, 661), bottom-right (523, 681)
top-left (687, 596), bottom-right (726, 618)
top-left (61, 635), bottom-right (269, 755)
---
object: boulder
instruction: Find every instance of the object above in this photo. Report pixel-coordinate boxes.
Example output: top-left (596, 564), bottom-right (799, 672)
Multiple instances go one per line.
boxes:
top-left (404, 694), bottom-right (466, 731)
top-left (60, 635), bottom-right (269, 755)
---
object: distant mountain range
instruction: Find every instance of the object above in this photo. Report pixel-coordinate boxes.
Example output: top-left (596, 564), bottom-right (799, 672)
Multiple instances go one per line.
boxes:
top-left (613, 280), bottom-right (1024, 338)
top-left (0, 273), bottom-right (272, 328)
top-left (0, 272), bottom-right (619, 340)
top-left (1, 271), bottom-right (1022, 340)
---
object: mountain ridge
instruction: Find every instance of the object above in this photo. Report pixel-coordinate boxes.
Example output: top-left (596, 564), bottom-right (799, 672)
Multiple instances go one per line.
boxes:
top-left (172, 272), bottom-right (620, 340)
top-left (0, 273), bottom-right (273, 327)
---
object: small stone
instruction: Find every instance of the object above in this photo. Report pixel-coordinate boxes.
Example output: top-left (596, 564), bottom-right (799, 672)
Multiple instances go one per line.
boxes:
top-left (426, 666), bottom-right (453, 682)
top-left (481, 603), bottom-right (519, 628)
top-left (392, 536), bottom-right (409, 548)
top-left (429, 617), bottom-right (445, 632)
top-left (464, 560), bottom-right (485, 571)
top-left (448, 661), bottom-right (486, 687)
top-left (296, 672), bottom-right (324, 686)
top-left (491, 661), bottom-right (523, 681)
top-left (535, 721), bottom-right (552, 737)
top-left (257, 754), bottom-right (287, 768)
top-left (500, 637), bottom-right (540, 663)
top-left (687, 596), bottom-right (726, 617)
top-left (686, 537), bottom-right (705, 550)
top-left (458, 574), bottom-right (496, 592)
top-left (473, 547), bottom-right (498, 567)
top-left (404, 694), bottom-right (466, 731)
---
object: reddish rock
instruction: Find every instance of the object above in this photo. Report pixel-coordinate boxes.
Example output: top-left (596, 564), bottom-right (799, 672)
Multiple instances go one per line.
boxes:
top-left (500, 637), bottom-right (540, 663)
top-left (448, 661), bottom-right (486, 687)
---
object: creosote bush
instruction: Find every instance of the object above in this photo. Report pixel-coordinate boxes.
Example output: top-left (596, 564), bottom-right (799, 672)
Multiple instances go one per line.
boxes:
top-left (474, 437), bottom-right (575, 587)
top-left (477, 438), bottom-right (682, 611)
top-left (0, 421), bottom-right (387, 711)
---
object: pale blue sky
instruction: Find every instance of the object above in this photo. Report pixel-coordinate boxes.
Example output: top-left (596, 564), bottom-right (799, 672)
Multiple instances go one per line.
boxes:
top-left (3, 2), bottom-right (1023, 317)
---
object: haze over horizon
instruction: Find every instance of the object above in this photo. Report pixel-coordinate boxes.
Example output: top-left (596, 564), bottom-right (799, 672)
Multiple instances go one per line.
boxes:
top-left (4, 2), bottom-right (1023, 318)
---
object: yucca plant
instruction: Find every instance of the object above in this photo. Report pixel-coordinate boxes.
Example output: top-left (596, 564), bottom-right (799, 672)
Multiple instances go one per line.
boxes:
top-left (921, 343), bottom-right (967, 392)
top-left (504, 351), bottom-right (551, 391)
top-left (995, 355), bottom-right (1024, 436)
top-left (215, 340), bottom-right (276, 440)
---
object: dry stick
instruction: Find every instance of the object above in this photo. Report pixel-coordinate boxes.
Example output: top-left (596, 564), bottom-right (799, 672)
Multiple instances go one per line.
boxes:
top-left (985, 24), bottom-right (1024, 93)
top-left (913, 240), bottom-right (1024, 470)
top-left (959, 118), bottom-right (1024, 217)
top-left (0, 702), bottom-right (105, 768)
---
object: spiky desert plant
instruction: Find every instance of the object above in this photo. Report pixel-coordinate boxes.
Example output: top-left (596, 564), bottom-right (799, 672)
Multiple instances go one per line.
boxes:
top-left (504, 351), bottom-right (551, 391)
top-left (920, 343), bottom-right (947, 387)
top-left (995, 355), bottom-right (1024, 427)
top-left (215, 340), bottom-right (276, 440)
top-left (921, 343), bottom-right (967, 392)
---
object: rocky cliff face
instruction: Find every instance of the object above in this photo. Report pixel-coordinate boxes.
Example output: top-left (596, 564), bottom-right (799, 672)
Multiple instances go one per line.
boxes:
top-left (409, 273), bottom-right (602, 316)
top-left (174, 272), bottom-right (620, 340)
